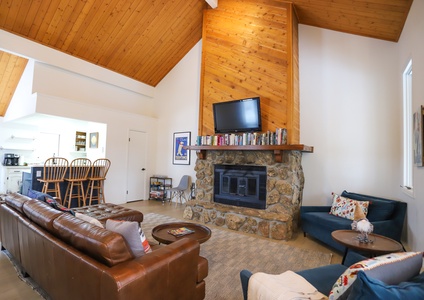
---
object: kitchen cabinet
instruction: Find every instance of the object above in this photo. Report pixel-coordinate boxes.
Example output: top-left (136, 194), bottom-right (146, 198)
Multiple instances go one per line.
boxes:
top-left (1, 166), bottom-right (31, 193)
top-left (75, 131), bottom-right (86, 152)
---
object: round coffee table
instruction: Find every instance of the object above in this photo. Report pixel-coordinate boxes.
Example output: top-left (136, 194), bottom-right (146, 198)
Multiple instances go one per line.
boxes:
top-left (152, 222), bottom-right (212, 245)
top-left (332, 230), bottom-right (403, 264)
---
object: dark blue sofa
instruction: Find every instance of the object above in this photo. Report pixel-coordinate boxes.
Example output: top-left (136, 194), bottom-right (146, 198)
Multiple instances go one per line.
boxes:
top-left (240, 252), bottom-right (424, 300)
top-left (301, 190), bottom-right (407, 252)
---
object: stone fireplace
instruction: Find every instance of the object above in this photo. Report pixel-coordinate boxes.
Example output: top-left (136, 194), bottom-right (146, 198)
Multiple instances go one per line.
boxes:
top-left (183, 149), bottom-right (305, 240)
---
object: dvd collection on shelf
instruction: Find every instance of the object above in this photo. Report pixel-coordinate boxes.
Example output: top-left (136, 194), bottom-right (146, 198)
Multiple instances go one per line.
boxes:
top-left (196, 128), bottom-right (287, 146)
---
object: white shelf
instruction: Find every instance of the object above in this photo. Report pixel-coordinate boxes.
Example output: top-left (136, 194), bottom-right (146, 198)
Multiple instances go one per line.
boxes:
top-left (10, 135), bottom-right (36, 141)
top-left (0, 146), bottom-right (34, 151)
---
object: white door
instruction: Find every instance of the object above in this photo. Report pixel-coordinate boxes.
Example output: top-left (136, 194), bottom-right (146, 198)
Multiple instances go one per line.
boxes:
top-left (126, 130), bottom-right (147, 201)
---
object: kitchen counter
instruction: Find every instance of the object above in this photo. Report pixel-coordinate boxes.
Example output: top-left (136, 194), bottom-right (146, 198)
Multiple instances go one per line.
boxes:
top-left (22, 166), bottom-right (97, 208)
top-left (3, 165), bottom-right (31, 169)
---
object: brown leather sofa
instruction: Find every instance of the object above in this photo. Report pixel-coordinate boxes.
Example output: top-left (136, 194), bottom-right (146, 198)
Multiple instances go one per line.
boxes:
top-left (0, 193), bottom-right (208, 300)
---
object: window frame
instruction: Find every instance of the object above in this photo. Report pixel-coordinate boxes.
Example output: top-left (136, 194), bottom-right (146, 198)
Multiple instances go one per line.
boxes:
top-left (402, 59), bottom-right (413, 197)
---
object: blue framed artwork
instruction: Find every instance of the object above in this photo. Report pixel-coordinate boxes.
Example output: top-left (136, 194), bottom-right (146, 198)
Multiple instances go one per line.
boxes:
top-left (413, 106), bottom-right (424, 167)
top-left (173, 131), bottom-right (191, 165)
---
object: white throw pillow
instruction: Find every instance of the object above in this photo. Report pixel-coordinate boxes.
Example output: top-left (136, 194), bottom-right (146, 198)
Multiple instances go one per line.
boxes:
top-left (75, 212), bottom-right (104, 228)
top-left (106, 219), bottom-right (145, 257)
top-left (248, 270), bottom-right (327, 300)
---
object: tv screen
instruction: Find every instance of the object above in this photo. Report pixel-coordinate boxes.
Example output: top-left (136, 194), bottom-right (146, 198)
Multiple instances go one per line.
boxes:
top-left (213, 97), bottom-right (262, 134)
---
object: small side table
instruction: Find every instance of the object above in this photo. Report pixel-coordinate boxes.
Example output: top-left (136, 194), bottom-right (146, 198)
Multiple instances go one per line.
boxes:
top-left (152, 222), bottom-right (212, 245)
top-left (331, 230), bottom-right (403, 264)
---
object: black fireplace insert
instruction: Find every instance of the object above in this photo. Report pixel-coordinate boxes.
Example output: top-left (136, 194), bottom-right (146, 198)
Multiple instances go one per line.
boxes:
top-left (214, 164), bottom-right (267, 209)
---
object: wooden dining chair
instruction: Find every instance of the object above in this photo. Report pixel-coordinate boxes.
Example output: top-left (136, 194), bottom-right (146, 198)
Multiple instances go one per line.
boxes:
top-left (86, 158), bottom-right (111, 205)
top-left (63, 158), bottom-right (91, 208)
top-left (37, 157), bottom-right (69, 204)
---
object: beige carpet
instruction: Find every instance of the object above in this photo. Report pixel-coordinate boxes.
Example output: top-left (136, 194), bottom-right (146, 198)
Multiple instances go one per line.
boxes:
top-left (142, 213), bottom-right (333, 300)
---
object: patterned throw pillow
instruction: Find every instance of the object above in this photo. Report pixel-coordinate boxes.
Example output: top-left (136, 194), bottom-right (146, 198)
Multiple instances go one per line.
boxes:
top-left (329, 252), bottom-right (423, 300)
top-left (329, 193), bottom-right (369, 220)
top-left (75, 212), bottom-right (104, 228)
top-left (139, 226), bottom-right (152, 253)
top-left (45, 197), bottom-right (75, 216)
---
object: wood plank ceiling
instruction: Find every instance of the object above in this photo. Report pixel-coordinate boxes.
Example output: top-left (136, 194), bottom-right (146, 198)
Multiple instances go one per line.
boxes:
top-left (0, 52), bottom-right (28, 116)
top-left (0, 0), bottom-right (413, 117)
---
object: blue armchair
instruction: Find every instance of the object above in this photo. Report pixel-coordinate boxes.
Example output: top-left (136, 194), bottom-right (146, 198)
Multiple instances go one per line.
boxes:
top-left (301, 190), bottom-right (407, 252)
top-left (240, 252), bottom-right (424, 300)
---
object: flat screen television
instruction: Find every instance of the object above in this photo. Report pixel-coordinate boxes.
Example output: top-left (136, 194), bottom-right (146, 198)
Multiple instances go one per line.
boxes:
top-left (213, 97), bottom-right (262, 133)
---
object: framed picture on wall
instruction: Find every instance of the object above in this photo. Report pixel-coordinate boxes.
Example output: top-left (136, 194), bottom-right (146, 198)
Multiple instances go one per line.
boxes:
top-left (90, 132), bottom-right (99, 149)
top-left (413, 106), bottom-right (424, 167)
top-left (173, 132), bottom-right (191, 165)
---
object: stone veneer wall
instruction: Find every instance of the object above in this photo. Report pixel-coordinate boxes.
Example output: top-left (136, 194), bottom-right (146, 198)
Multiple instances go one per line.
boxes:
top-left (183, 150), bottom-right (304, 240)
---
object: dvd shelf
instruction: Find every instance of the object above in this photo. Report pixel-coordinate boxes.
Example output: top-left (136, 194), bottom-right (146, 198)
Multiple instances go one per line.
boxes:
top-left (195, 128), bottom-right (287, 147)
top-left (149, 176), bottom-right (172, 202)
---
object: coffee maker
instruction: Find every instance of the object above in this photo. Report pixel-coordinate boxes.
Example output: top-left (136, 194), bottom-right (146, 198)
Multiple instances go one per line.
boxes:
top-left (3, 153), bottom-right (20, 166)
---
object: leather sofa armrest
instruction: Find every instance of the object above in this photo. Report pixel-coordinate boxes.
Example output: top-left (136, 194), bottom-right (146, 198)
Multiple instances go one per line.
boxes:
top-left (100, 238), bottom-right (204, 300)
top-left (197, 256), bottom-right (208, 282)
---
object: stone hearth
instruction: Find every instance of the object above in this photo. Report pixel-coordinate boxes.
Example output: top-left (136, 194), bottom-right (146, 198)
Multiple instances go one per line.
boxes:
top-left (183, 150), bottom-right (305, 240)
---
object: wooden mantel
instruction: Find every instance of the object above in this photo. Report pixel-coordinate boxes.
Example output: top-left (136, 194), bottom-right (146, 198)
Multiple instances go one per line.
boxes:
top-left (185, 145), bottom-right (313, 163)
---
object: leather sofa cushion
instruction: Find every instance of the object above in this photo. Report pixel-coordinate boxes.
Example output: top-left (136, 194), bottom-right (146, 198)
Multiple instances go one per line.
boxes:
top-left (53, 214), bottom-right (133, 267)
top-left (23, 200), bottom-right (63, 233)
top-left (73, 203), bottom-right (143, 223)
top-left (5, 193), bottom-right (32, 213)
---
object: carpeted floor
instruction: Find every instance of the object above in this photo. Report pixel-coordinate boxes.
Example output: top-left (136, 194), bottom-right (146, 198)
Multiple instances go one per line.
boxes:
top-left (142, 213), bottom-right (333, 300)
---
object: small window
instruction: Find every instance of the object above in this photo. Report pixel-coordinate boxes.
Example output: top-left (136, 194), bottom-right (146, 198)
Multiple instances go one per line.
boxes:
top-left (402, 59), bottom-right (413, 195)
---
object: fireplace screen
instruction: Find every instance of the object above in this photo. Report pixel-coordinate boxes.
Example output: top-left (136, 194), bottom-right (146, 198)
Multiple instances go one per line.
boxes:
top-left (214, 164), bottom-right (266, 209)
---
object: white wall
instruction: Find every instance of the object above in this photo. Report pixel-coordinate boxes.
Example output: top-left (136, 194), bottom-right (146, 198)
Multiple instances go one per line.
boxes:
top-left (299, 27), bottom-right (401, 202)
top-left (3, 60), bottom-right (36, 122)
top-left (397, 0), bottom-right (424, 251)
top-left (32, 62), bottom-right (157, 117)
top-left (153, 41), bottom-right (203, 191)
top-left (298, 2), bottom-right (424, 251)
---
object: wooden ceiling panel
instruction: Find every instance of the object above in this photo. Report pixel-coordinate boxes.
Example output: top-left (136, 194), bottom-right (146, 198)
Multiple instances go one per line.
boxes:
top-left (0, 0), bottom-right (413, 116)
top-left (0, 0), bottom-right (206, 87)
top-left (0, 51), bottom-right (28, 117)
top-left (292, 0), bottom-right (413, 41)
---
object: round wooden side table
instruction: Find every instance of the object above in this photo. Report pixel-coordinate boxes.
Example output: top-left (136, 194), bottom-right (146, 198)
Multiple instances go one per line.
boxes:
top-left (331, 230), bottom-right (403, 264)
top-left (152, 222), bottom-right (212, 245)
